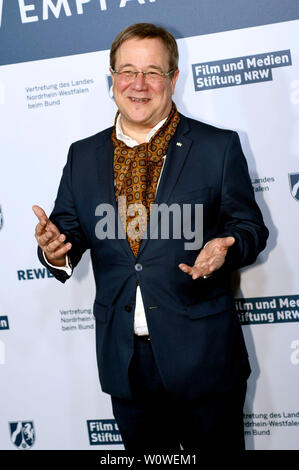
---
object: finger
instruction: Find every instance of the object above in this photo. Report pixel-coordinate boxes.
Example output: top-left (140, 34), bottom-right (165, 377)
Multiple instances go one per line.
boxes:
top-left (44, 219), bottom-right (60, 236)
top-left (32, 205), bottom-right (48, 225)
top-left (46, 234), bottom-right (66, 253)
top-left (221, 236), bottom-right (235, 248)
top-left (179, 263), bottom-right (206, 279)
top-left (179, 260), bottom-right (216, 279)
top-left (33, 205), bottom-right (52, 239)
top-left (37, 229), bottom-right (59, 248)
top-left (46, 242), bottom-right (72, 260)
top-left (35, 220), bottom-right (57, 238)
top-left (190, 264), bottom-right (211, 279)
top-left (35, 221), bottom-right (47, 237)
top-left (34, 214), bottom-right (60, 239)
top-left (178, 263), bottom-right (193, 275)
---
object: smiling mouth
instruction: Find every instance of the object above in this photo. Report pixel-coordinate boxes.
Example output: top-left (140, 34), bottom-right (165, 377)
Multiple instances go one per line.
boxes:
top-left (129, 97), bottom-right (150, 103)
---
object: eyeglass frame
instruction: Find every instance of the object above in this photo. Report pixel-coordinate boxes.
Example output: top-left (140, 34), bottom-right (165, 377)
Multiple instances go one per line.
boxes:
top-left (110, 68), bottom-right (175, 82)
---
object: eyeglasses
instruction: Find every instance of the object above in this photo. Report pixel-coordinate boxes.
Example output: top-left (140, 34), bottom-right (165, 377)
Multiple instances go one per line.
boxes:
top-left (111, 69), bottom-right (175, 83)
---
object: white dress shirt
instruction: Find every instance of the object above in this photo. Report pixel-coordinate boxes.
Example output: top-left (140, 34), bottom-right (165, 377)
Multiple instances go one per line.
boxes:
top-left (45, 114), bottom-right (168, 336)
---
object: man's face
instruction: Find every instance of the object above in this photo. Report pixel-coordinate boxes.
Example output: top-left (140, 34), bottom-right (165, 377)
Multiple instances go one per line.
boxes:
top-left (111, 37), bottom-right (179, 130)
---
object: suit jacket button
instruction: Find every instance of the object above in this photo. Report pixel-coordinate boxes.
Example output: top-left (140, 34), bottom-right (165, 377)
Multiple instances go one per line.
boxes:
top-left (125, 305), bottom-right (132, 312)
top-left (135, 263), bottom-right (143, 271)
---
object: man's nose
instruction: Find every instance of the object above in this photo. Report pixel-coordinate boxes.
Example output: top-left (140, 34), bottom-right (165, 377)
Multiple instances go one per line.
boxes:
top-left (131, 72), bottom-right (148, 90)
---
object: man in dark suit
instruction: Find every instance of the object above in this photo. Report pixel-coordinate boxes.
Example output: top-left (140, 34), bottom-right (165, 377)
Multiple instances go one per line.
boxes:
top-left (33, 23), bottom-right (268, 452)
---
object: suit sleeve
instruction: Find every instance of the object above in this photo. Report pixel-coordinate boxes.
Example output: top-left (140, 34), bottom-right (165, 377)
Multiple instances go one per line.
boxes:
top-left (37, 143), bottom-right (90, 283)
top-left (217, 131), bottom-right (269, 271)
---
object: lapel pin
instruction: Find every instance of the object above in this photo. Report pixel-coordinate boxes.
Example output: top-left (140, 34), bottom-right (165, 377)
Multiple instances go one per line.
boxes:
top-left (176, 142), bottom-right (183, 147)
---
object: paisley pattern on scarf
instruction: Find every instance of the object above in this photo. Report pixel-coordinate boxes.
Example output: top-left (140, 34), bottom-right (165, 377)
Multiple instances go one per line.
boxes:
top-left (111, 102), bottom-right (180, 257)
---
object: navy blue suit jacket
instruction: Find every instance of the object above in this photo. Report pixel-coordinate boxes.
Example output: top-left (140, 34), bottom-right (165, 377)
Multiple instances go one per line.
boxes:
top-left (39, 113), bottom-right (268, 400)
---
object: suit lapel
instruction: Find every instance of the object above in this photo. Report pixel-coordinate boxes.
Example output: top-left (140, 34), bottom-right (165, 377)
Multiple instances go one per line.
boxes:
top-left (137, 116), bottom-right (192, 258)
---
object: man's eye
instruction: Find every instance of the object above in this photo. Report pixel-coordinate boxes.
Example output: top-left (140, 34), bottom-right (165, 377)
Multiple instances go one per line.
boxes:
top-left (122, 71), bottom-right (134, 77)
top-left (147, 72), bottom-right (159, 77)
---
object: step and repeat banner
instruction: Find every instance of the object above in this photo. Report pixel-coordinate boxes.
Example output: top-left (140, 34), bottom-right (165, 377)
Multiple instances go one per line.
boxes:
top-left (1, 0), bottom-right (299, 450)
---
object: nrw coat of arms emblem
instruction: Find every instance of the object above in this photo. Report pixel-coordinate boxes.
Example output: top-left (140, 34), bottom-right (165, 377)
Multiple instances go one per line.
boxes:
top-left (9, 421), bottom-right (35, 449)
top-left (289, 173), bottom-right (299, 201)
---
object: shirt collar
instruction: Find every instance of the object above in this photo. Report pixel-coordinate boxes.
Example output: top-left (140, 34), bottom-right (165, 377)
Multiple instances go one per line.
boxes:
top-left (116, 114), bottom-right (168, 148)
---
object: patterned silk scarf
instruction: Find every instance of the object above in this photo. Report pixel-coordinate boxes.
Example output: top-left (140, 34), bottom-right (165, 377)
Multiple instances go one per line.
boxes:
top-left (111, 102), bottom-right (180, 257)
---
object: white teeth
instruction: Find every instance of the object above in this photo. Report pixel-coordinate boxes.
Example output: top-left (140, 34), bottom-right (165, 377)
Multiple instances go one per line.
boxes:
top-left (131, 98), bottom-right (148, 102)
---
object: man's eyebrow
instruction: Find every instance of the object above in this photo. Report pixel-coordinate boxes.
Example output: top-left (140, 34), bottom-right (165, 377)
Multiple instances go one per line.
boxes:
top-left (146, 65), bottom-right (164, 72)
top-left (117, 63), bottom-right (134, 70)
top-left (117, 64), bottom-right (164, 71)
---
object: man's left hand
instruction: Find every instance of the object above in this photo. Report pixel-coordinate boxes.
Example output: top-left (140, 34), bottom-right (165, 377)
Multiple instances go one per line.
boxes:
top-left (178, 236), bottom-right (235, 280)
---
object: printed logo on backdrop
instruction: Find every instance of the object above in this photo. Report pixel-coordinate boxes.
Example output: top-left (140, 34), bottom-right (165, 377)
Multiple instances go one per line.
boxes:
top-left (17, 268), bottom-right (54, 280)
top-left (1, 1), bottom-right (299, 67)
top-left (0, 315), bottom-right (9, 330)
top-left (289, 173), bottom-right (299, 201)
top-left (87, 419), bottom-right (122, 445)
top-left (0, 205), bottom-right (3, 230)
top-left (0, 311), bottom-right (8, 366)
top-left (235, 295), bottom-right (299, 325)
top-left (192, 50), bottom-right (292, 91)
top-left (251, 176), bottom-right (275, 193)
top-left (243, 410), bottom-right (299, 438)
top-left (25, 78), bottom-right (95, 110)
top-left (107, 75), bottom-right (114, 99)
top-left (59, 308), bottom-right (94, 332)
top-left (0, 0), bottom-right (157, 27)
top-left (9, 421), bottom-right (35, 449)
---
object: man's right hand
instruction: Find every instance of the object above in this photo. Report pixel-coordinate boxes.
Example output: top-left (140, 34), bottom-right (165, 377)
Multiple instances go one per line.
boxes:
top-left (32, 205), bottom-right (72, 267)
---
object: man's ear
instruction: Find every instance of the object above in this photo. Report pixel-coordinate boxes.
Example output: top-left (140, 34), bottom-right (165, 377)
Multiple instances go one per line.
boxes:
top-left (171, 69), bottom-right (179, 94)
top-left (109, 67), bottom-right (115, 84)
